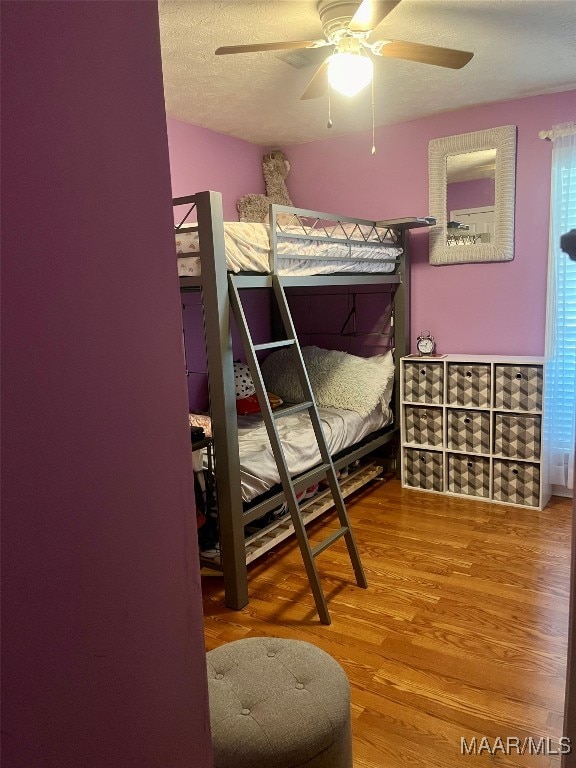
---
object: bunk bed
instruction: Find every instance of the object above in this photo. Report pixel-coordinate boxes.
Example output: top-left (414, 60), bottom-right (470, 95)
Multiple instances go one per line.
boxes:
top-left (175, 191), bottom-right (431, 614)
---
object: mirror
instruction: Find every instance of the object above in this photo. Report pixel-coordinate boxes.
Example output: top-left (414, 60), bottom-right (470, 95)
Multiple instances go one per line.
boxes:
top-left (429, 125), bottom-right (517, 264)
top-left (447, 149), bottom-right (496, 245)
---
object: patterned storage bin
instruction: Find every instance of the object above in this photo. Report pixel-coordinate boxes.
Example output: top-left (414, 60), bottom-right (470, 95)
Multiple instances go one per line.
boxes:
top-left (494, 413), bottom-right (541, 460)
top-left (493, 460), bottom-right (540, 507)
top-left (447, 363), bottom-right (491, 408)
top-left (404, 449), bottom-right (443, 492)
top-left (403, 362), bottom-right (444, 404)
top-left (446, 409), bottom-right (491, 453)
top-left (447, 453), bottom-right (490, 498)
top-left (494, 365), bottom-right (543, 411)
top-left (404, 406), bottom-right (443, 446)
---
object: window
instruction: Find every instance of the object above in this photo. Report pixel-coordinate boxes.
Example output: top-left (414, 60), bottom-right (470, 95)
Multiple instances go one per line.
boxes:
top-left (544, 123), bottom-right (576, 494)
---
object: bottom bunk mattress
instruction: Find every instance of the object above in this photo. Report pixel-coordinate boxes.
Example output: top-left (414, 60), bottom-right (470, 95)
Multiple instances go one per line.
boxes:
top-left (237, 403), bottom-right (392, 503)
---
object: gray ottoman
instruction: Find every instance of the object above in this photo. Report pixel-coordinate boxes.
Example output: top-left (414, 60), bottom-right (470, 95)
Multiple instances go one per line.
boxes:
top-left (207, 637), bottom-right (353, 768)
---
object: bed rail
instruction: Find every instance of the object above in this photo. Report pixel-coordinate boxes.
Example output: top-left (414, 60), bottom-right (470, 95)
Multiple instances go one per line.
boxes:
top-left (268, 203), bottom-right (405, 274)
top-left (173, 194), bottom-right (199, 233)
top-left (174, 194), bottom-right (422, 280)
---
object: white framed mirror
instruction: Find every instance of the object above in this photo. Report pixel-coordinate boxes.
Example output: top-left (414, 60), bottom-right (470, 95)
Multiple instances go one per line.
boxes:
top-left (429, 125), bottom-right (517, 265)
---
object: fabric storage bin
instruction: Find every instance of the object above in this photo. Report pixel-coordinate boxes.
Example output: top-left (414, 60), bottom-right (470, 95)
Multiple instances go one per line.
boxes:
top-left (403, 362), bottom-right (444, 404)
top-left (446, 409), bottom-right (490, 453)
top-left (404, 406), bottom-right (443, 446)
top-left (493, 460), bottom-right (540, 507)
top-left (447, 363), bottom-right (491, 408)
top-left (494, 413), bottom-right (541, 460)
top-left (494, 365), bottom-right (543, 411)
top-left (404, 448), bottom-right (443, 492)
top-left (447, 453), bottom-right (490, 498)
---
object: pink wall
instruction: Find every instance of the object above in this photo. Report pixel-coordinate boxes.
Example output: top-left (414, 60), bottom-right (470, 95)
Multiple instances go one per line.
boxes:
top-left (167, 117), bottom-right (266, 220)
top-left (284, 90), bottom-right (576, 356)
top-left (167, 120), bottom-right (273, 410)
top-left (1, 3), bottom-right (212, 767)
top-left (447, 177), bottom-right (495, 217)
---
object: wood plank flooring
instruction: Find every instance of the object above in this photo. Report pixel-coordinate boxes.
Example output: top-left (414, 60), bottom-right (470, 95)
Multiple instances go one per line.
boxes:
top-left (201, 479), bottom-right (572, 768)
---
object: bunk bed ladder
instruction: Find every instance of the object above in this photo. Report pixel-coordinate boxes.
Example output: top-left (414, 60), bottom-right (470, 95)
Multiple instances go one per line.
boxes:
top-left (228, 274), bottom-right (368, 625)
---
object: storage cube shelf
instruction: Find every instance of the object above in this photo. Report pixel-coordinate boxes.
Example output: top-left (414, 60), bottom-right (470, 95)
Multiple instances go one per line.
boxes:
top-left (400, 355), bottom-right (550, 509)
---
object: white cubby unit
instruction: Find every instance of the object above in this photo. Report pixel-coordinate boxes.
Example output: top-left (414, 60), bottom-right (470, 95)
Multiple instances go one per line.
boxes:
top-left (400, 355), bottom-right (550, 510)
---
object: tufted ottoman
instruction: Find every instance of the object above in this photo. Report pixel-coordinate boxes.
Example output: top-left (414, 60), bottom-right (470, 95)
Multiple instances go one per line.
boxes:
top-left (206, 637), bottom-right (353, 768)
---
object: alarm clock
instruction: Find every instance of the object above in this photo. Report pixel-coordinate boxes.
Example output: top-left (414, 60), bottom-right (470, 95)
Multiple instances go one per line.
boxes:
top-left (416, 331), bottom-right (436, 356)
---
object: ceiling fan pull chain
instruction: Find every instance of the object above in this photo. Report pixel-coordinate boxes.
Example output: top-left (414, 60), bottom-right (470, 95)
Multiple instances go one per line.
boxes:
top-left (327, 86), bottom-right (333, 128)
top-left (371, 68), bottom-right (376, 155)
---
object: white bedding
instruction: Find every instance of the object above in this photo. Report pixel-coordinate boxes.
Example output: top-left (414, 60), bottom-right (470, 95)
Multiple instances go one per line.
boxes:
top-left (262, 346), bottom-right (395, 419)
top-left (176, 221), bottom-right (401, 277)
top-left (237, 403), bottom-right (392, 503)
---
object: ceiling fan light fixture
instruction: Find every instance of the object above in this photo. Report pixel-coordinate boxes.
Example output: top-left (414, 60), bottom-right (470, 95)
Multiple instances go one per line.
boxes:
top-left (327, 51), bottom-right (373, 96)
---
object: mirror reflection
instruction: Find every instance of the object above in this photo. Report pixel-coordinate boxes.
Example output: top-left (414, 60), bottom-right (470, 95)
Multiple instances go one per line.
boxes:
top-left (446, 149), bottom-right (496, 245)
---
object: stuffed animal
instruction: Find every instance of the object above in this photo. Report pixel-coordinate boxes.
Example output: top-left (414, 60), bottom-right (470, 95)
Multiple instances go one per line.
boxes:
top-left (233, 361), bottom-right (255, 399)
top-left (233, 361), bottom-right (260, 414)
top-left (233, 360), bottom-right (283, 414)
top-left (237, 150), bottom-right (293, 223)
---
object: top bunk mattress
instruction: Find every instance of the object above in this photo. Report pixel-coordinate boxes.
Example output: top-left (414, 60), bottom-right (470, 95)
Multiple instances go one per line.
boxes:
top-left (176, 221), bottom-right (401, 277)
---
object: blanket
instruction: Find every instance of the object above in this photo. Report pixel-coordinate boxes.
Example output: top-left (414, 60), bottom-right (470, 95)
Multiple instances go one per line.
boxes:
top-left (261, 346), bottom-right (394, 418)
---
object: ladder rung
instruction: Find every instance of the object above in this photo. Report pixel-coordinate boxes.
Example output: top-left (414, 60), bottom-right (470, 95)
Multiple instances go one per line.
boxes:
top-left (253, 339), bottom-right (295, 351)
top-left (312, 527), bottom-right (348, 558)
top-left (273, 401), bottom-right (313, 418)
top-left (292, 464), bottom-right (331, 493)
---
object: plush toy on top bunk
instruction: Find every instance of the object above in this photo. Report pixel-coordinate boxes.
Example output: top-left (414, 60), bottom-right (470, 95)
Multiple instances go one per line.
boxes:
top-left (234, 361), bottom-right (282, 415)
top-left (237, 150), bottom-right (293, 223)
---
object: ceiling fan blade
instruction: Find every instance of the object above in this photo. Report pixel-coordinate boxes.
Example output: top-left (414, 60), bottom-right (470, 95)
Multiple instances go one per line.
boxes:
top-left (216, 40), bottom-right (327, 55)
top-left (300, 60), bottom-right (329, 100)
top-left (374, 40), bottom-right (473, 69)
top-left (348, 0), bottom-right (401, 33)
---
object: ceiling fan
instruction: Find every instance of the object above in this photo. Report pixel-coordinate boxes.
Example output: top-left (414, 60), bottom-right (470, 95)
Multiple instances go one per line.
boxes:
top-left (215, 0), bottom-right (474, 100)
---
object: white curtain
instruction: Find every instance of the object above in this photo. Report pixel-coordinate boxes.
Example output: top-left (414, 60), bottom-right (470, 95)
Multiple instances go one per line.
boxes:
top-left (544, 123), bottom-right (576, 495)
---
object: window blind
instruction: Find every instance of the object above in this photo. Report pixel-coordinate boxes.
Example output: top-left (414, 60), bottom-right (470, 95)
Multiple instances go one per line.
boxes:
top-left (544, 123), bottom-right (576, 493)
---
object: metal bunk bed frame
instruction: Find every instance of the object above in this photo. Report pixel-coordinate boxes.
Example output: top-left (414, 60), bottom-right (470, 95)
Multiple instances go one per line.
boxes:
top-left (176, 190), bottom-right (430, 612)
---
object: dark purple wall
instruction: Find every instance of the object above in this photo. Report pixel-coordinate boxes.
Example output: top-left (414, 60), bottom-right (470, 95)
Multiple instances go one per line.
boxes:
top-left (183, 289), bottom-right (272, 412)
top-left (287, 285), bottom-right (395, 358)
top-left (1, 3), bottom-right (212, 767)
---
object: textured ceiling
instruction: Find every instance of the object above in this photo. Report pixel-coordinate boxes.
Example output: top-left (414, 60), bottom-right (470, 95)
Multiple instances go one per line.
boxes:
top-left (448, 148), bottom-right (496, 182)
top-left (159, 0), bottom-right (576, 146)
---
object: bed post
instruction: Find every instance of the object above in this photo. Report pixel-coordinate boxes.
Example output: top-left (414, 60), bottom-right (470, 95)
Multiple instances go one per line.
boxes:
top-left (394, 231), bottom-right (410, 413)
top-left (195, 191), bottom-right (248, 610)
top-left (393, 231), bottom-right (410, 478)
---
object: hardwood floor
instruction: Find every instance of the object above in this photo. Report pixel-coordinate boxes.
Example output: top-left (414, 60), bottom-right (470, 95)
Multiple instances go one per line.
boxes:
top-left (201, 479), bottom-right (572, 768)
